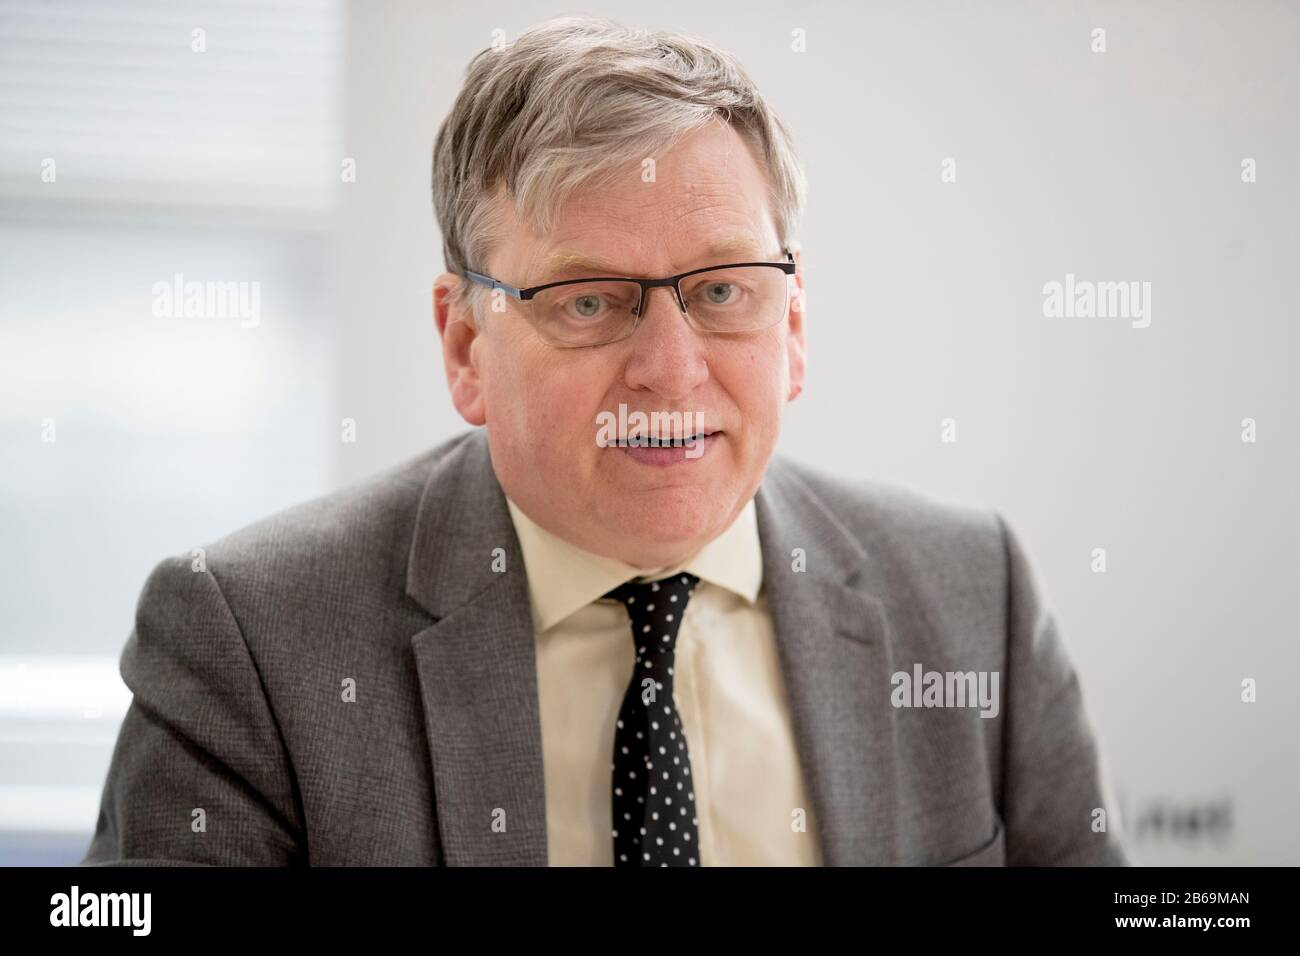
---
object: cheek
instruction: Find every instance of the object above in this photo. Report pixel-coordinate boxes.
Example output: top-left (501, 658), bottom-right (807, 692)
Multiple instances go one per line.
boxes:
top-left (486, 336), bottom-right (617, 446)
top-left (719, 333), bottom-right (790, 416)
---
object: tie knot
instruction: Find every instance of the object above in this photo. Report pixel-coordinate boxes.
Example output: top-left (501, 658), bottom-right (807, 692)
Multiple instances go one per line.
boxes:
top-left (604, 573), bottom-right (700, 655)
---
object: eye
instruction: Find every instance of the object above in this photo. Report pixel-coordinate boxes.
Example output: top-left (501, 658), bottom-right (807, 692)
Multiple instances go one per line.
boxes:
top-left (702, 281), bottom-right (736, 305)
top-left (571, 293), bottom-right (604, 318)
top-left (554, 282), bottom-right (639, 321)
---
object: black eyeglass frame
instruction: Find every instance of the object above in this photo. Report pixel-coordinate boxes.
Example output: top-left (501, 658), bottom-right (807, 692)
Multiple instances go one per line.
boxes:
top-left (463, 248), bottom-right (797, 343)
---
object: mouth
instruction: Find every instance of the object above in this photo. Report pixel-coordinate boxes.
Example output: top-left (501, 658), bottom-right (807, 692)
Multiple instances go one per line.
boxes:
top-left (611, 430), bottom-right (721, 468)
top-left (614, 430), bottom-right (715, 448)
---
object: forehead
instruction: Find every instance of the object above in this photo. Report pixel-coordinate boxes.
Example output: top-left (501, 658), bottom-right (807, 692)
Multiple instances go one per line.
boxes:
top-left (538, 234), bottom-right (774, 280)
top-left (494, 121), bottom-right (779, 280)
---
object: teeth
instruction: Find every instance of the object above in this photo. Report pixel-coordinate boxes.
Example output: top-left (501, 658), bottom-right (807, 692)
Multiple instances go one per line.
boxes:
top-left (621, 434), bottom-right (705, 447)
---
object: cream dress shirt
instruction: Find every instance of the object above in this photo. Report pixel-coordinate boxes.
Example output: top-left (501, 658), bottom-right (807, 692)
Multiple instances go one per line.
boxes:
top-left (505, 495), bottom-right (823, 866)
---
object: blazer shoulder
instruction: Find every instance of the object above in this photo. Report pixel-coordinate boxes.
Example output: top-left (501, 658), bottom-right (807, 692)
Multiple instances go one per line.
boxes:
top-left (764, 455), bottom-right (1008, 606)
top-left (772, 454), bottom-right (1006, 567)
top-left (187, 430), bottom-right (478, 589)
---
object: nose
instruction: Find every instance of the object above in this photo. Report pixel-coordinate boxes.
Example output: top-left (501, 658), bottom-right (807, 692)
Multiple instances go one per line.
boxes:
top-left (621, 283), bottom-right (709, 401)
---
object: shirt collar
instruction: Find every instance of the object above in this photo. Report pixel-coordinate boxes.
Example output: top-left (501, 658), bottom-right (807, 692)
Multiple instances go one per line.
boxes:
top-left (505, 495), bottom-right (763, 633)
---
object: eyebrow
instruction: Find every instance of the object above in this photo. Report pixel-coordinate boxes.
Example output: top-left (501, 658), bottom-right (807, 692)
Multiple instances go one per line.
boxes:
top-left (535, 236), bottom-right (772, 281)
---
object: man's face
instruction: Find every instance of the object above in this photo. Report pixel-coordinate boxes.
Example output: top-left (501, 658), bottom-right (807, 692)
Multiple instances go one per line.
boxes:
top-left (435, 120), bottom-right (806, 569)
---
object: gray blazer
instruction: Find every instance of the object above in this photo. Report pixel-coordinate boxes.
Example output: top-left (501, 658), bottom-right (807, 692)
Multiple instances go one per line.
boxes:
top-left (83, 428), bottom-right (1130, 866)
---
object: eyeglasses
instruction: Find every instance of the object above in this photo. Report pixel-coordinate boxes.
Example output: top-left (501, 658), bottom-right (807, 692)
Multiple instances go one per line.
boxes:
top-left (464, 248), bottom-right (797, 348)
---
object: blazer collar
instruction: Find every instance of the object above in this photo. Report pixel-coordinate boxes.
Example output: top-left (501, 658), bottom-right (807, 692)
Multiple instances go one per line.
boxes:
top-left (405, 430), bottom-right (900, 865)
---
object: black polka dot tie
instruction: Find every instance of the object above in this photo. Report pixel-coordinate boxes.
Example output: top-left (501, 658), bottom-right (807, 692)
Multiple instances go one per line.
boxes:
top-left (605, 572), bottom-right (701, 867)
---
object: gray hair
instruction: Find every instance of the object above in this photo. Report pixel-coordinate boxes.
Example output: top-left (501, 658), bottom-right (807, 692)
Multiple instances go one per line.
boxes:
top-left (431, 15), bottom-right (807, 323)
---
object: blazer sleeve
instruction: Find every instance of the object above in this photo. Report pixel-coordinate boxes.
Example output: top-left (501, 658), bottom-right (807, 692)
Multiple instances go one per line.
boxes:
top-left (81, 555), bottom-right (306, 866)
top-left (995, 513), bottom-right (1133, 865)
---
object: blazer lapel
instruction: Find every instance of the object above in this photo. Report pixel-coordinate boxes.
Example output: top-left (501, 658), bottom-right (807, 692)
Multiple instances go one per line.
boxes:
top-left (405, 431), bottom-right (549, 866)
top-left (755, 458), bottom-right (903, 865)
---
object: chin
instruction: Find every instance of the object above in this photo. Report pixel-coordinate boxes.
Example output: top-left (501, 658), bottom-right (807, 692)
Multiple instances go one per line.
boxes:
top-left (601, 488), bottom-right (728, 546)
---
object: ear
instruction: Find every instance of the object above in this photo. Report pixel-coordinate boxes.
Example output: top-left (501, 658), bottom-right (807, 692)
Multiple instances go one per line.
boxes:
top-left (784, 245), bottom-right (807, 402)
top-left (434, 273), bottom-right (487, 426)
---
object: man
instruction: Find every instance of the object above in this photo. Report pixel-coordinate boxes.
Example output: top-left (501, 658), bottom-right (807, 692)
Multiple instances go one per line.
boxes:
top-left (83, 16), bottom-right (1129, 867)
